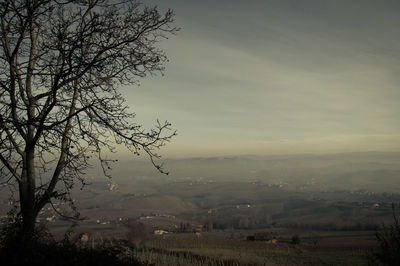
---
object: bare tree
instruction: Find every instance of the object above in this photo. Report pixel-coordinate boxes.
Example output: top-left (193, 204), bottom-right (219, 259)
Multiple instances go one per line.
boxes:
top-left (0, 0), bottom-right (177, 240)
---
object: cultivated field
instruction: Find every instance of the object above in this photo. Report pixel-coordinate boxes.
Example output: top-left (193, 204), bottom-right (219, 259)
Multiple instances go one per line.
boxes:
top-left (131, 229), bottom-right (374, 265)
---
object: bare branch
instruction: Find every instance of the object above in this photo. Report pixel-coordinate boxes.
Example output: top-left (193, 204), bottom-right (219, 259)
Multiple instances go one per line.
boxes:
top-left (0, 152), bottom-right (21, 183)
top-left (0, 0), bottom-right (178, 236)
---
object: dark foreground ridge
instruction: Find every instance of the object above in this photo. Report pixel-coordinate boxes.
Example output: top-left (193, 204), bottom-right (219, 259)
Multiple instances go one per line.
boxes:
top-left (0, 240), bottom-right (143, 266)
top-left (0, 223), bottom-right (143, 266)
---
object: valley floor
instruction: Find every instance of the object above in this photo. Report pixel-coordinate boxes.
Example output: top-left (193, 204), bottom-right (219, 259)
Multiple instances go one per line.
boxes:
top-left (67, 227), bottom-right (376, 265)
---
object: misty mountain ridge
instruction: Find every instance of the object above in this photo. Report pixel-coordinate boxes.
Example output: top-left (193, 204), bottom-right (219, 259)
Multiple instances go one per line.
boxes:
top-left (96, 151), bottom-right (400, 193)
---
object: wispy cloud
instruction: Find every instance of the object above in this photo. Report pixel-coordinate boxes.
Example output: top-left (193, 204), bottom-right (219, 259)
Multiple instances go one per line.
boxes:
top-left (123, 0), bottom-right (400, 157)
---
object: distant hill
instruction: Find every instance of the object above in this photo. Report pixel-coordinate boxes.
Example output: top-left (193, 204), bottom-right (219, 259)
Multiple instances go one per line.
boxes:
top-left (94, 151), bottom-right (400, 193)
top-left (2, 151), bottom-right (399, 230)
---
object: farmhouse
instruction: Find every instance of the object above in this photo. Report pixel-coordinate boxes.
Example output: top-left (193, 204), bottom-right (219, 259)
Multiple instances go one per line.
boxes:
top-left (154, 229), bottom-right (169, 235)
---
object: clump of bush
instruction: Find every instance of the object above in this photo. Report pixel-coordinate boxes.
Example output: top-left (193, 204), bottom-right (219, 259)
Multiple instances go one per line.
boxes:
top-left (369, 203), bottom-right (400, 266)
top-left (291, 234), bottom-right (301, 245)
top-left (0, 218), bottom-right (143, 266)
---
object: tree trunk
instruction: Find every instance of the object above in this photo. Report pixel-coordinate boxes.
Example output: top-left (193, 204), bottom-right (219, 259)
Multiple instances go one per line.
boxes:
top-left (19, 148), bottom-right (37, 242)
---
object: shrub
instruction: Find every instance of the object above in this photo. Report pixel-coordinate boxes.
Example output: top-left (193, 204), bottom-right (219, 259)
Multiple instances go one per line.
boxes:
top-left (0, 218), bottom-right (143, 266)
top-left (369, 203), bottom-right (400, 266)
top-left (291, 235), bottom-right (301, 245)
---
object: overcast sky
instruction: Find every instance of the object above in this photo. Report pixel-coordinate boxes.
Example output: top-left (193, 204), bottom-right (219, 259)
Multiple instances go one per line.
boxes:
top-left (121, 0), bottom-right (400, 158)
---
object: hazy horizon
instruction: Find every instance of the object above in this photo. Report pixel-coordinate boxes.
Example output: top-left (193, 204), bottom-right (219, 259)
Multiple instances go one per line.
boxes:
top-left (115, 149), bottom-right (400, 161)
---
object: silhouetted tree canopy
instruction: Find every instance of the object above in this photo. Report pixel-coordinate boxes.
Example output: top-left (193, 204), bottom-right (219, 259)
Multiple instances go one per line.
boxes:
top-left (0, 0), bottom-right (177, 240)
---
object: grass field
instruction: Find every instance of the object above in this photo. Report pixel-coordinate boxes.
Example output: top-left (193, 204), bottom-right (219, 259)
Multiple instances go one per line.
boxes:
top-left (131, 230), bottom-right (374, 266)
